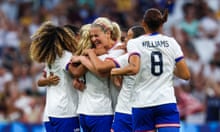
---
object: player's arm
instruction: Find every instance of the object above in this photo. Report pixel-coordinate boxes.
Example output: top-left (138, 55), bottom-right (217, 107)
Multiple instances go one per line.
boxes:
top-left (77, 55), bottom-right (105, 76)
top-left (111, 75), bottom-right (123, 89)
top-left (70, 55), bottom-right (109, 77)
top-left (174, 58), bottom-right (190, 80)
top-left (68, 63), bottom-right (87, 78)
top-left (84, 49), bottom-right (116, 73)
top-left (111, 54), bottom-right (140, 76)
top-left (38, 72), bottom-right (60, 86)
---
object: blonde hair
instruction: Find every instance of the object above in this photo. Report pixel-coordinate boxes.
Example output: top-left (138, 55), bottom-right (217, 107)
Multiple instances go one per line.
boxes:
top-left (30, 21), bottom-right (78, 65)
top-left (92, 17), bottom-right (121, 41)
top-left (75, 24), bottom-right (93, 55)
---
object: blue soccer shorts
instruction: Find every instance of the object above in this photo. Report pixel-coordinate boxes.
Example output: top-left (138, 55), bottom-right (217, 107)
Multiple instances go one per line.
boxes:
top-left (45, 116), bottom-right (80, 132)
top-left (132, 103), bottom-right (180, 132)
top-left (80, 114), bottom-right (113, 132)
top-left (112, 112), bottom-right (132, 132)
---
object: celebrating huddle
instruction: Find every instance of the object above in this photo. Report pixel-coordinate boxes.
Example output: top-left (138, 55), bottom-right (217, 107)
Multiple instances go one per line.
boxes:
top-left (29, 8), bottom-right (190, 132)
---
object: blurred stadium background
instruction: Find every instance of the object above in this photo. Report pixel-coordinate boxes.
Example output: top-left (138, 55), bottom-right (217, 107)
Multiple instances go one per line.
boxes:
top-left (0, 0), bottom-right (220, 132)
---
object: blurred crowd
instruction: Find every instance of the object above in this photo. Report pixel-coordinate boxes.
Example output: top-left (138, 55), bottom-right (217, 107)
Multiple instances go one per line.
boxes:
top-left (0, 0), bottom-right (220, 125)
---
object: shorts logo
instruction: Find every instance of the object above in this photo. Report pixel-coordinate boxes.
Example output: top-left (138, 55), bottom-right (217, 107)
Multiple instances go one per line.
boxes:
top-left (73, 128), bottom-right (80, 132)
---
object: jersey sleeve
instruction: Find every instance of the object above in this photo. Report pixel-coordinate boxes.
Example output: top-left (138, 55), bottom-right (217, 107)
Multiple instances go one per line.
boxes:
top-left (127, 39), bottom-right (141, 56)
top-left (113, 53), bottom-right (129, 68)
top-left (62, 51), bottom-right (73, 70)
top-left (108, 49), bottom-right (125, 58)
top-left (105, 53), bottom-right (129, 68)
top-left (170, 38), bottom-right (184, 63)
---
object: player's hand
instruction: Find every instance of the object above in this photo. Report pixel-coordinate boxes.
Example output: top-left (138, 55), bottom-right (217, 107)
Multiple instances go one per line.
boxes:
top-left (72, 79), bottom-right (85, 91)
top-left (48, 72), bottom-right (60, 85)
top-left (70, 56), bottom-right (81, 63)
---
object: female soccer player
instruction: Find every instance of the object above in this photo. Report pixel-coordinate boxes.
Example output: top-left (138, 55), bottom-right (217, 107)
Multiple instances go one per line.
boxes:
top-left (30, 21), bottom-right (80, 132)
top-left (111, 8), bottom-right (191, 132)
top-left (111, 25), bottom-right (145, 132)
top-left (68, 17), bottom-right (124, 132)
top-left (82, 25), bottom-right (145, 132)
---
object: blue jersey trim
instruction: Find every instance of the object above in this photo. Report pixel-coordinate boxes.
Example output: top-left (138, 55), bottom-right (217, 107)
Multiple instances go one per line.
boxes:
top-left (106, 58), bottom-right (120, 68)
top-left (128, 52), bottom-right (140, 63)
top-left (175, 56), bottom-right (184, 63)
top-left (150, 32), bottom-right (159, 36)
top-left (130, 52), bottom-right (140, 57)
top-left (65, 62), bottom-right (71, 71)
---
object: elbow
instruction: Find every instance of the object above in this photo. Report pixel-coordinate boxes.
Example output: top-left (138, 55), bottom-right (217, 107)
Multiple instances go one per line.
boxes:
top-left (37, 81), bottom-right (42, 87)
top-left (180, 71), bottom-right (191, 80)
top-left (95, 60), bottom-right (116, 73)
top-left (174, 64), bottom-right (191, 80)
top-left (128, 67), bottom-right (139, 75)
top-left (184, 72), bottom-right (191, 80)
top-left (96, 65), bottom-right (109, 73)
top-left (37, 80), bottom-right (47, 87)
top-left (96, 67), bottom-right (106, 73)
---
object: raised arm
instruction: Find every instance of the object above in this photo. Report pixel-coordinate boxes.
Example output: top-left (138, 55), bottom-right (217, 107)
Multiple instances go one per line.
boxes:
top-left (77, 55), bottom-right (102, 76)
top-left (70, 55), bottom-right (109, 77)
top-left (84, 49), bottom-right (116, 73)
top-left (111, 54), bottom-right (140, 76)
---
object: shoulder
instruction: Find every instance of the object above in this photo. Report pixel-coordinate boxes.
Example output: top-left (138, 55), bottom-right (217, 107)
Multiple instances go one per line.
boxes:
top-left (161, 35), bottom-right (178, 43)
top-left (127, 35), bottom-right (144, 44)
top-left (61, 51), bottom-right (72, 60)
top-left (64, 50), bottom-right (72, 56)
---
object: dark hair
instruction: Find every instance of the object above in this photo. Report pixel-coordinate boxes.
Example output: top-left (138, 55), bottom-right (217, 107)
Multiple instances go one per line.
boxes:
top-left (63, 24), bottom-right (80, 36)
top-left (143, 8), bottom-right (168, 32)
top-left (130, 25), bottom-right (145, 38)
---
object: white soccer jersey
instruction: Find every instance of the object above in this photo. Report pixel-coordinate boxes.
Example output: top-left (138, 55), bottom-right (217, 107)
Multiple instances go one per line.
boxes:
top-left (127, 34), bottom-right (184, 108)
top-left (77, 42), bottom-right (125, 115)
top-left (77, 54), bottom-right (113, 115)
top-left (107, 42), bottom-right (125, 111)
top-left (44, 51), bottom-right (78, 118)
top-left (113, 53), bottom-right (136, 114)
top-left (42, 110), bottom-right (49, 122)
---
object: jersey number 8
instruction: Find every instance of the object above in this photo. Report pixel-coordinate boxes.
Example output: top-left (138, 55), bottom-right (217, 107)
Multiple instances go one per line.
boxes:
top-left (151, 51), bottom-right (163, 76)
